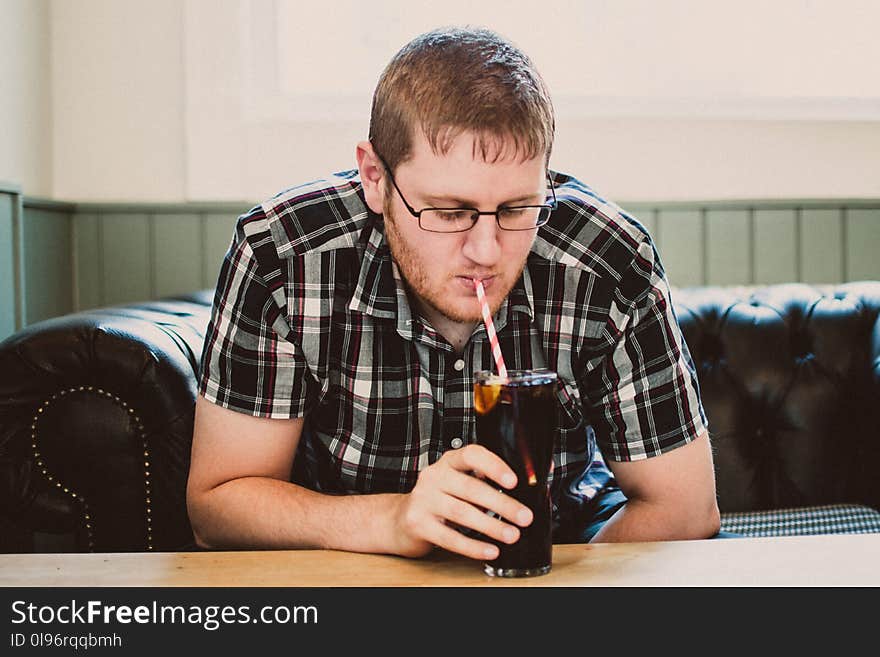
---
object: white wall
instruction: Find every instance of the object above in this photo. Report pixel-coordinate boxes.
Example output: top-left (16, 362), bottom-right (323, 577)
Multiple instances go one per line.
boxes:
top-left (555, 118), bottom-right (880, 202)
top-left (0, 0), bottom-right (52, 196)
top-left (51, 0), bottom-right (186, 201)
top-left (33, 0), bottom-right (880, 202)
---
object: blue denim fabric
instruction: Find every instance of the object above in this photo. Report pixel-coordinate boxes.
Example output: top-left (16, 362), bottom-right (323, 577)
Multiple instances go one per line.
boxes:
top-left (557, 484), bottom-right (741, 542)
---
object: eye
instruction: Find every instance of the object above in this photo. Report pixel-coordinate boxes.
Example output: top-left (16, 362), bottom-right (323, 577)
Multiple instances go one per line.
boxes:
top-left (437, 209), bottom-right (474, 221)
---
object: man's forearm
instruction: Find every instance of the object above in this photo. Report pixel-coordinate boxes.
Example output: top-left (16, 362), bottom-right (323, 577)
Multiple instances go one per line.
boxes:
top-left (589, 497), bottom-right (720, 543)
top-left (189, 477), bottom-right (406, 554)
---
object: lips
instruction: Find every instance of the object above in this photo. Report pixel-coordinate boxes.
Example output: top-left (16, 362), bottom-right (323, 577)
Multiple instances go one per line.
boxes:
top-left (458, 275), bottom-right (496, 292)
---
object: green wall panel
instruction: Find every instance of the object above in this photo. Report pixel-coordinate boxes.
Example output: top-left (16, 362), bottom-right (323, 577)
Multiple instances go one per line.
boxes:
top-left (101, 214), bottom-right (151, 305)
top-left (22, 207), bottom-right (73, 325)
top-left (74, 213), bottom-right (102, 311)
top-left (846, 209), bottom-right (880, 282)
top-left (801, 209), bottom-right (844, 284)
top-left (154, 214), bottom-right (201, 298)
top-left (1, 198), bottom-right (871, 340)
top-left (706, 210), bottom-right (750, 285)
top-left (656, 210), bottom-right (703, 287)
top-left (754, 209), bottom-right (798, 284)
top-left (0, 192), bottom-right (16, 340)
top-left (202, 213), bottom-right (238, 289)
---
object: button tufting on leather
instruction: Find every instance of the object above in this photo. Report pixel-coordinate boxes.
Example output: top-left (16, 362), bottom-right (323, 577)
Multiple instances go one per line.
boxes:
top-left (790, 331), bottom-right (813, 362)
top-left (699, 333), bottom-right (725, 366)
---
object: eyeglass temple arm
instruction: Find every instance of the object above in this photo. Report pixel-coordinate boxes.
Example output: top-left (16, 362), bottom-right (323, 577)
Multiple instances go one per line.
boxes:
top-left (547, 172), bottom-right (557, 206)
top-left (372, 147), bottom-right (422, 217)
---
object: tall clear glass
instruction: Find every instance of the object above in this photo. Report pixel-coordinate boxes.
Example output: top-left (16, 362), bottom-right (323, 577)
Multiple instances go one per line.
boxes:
top-left (474, 369), bottom-right (556, 577)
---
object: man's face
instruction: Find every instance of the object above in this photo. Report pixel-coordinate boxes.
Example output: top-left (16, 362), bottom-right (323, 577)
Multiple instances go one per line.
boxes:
top-left (380, 131), bottom-right (546, 326)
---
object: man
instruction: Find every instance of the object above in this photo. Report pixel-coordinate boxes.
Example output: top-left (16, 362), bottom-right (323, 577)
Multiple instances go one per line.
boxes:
top-left (187, 27), bottom-right (720, 559)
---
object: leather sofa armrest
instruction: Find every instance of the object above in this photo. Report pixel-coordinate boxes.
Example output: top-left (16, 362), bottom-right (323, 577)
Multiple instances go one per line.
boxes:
top-left (0, 297), bottom-right (212, 552)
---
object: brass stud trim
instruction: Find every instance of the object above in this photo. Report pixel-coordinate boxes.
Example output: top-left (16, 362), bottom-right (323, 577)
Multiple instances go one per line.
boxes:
top-left (31, 387), bottom-right (96, 552)
top-left (30, 385), bottom-right (155, 553)
top-left (143, 417), bottom-right (153, 551)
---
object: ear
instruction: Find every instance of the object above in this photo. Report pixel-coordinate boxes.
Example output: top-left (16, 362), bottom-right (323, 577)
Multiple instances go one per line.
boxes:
top-left (356, 140), bottom-right (386, 215)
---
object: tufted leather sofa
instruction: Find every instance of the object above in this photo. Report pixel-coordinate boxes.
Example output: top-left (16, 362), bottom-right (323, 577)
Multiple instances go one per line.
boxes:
top-left (0, 293), bottom-right (213, 553)
top-left (1, 283), bottom-right (879, 553)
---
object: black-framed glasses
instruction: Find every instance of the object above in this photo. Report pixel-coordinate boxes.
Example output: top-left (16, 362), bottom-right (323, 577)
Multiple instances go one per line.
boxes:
top-left (373, 149), bottom-right (557, 233)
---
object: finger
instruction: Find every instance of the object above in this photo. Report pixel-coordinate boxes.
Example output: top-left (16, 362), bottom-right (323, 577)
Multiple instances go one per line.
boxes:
top-left (440, 496), bottom-right (521, 544)
top-left (440, 469), bottom-right (533, 527)
top-left (421, 518), bottom-right (501, 561)
top-left (448, 444), bottom-right (517, 490)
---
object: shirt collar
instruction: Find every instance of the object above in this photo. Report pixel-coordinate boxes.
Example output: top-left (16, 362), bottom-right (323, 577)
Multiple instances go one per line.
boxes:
top-left (489, 265), bottom-right (534, 335)
top-left (347, 214), bottom-right (398, 320)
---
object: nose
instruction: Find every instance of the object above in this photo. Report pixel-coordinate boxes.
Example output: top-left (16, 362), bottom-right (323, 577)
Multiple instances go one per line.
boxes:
top-left (460, 215), bottom-right (502, 267)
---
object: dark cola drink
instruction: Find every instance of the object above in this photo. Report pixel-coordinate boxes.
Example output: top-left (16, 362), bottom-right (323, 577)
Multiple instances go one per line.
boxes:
top-left (474, 369), bottom-right (557, 577)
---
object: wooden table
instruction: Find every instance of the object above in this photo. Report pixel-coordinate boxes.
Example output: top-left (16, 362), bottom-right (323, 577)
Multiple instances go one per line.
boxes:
top-left (1, 534), bottom-right (877, 587)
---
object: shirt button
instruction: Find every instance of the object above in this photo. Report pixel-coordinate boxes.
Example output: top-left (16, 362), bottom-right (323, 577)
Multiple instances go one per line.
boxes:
top-left (453, 359), bottom-right (465, 371)
top-left (450, 437), bottom-right (464, 449)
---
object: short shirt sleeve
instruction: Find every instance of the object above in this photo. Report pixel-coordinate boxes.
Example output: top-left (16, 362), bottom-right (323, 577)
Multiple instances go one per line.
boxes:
top-left (585, 237), bottom-right (708, 461)
top-left (198, 212), bottom-right (316, 419)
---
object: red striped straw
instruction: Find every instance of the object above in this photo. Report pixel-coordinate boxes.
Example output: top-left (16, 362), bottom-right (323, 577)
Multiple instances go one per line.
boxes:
top-left (474, 279), bottom-right (508, 380)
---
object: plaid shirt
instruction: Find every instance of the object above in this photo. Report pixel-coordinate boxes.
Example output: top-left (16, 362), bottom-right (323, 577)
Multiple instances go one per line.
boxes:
top-left (198, 169), bottom-right (708, 515)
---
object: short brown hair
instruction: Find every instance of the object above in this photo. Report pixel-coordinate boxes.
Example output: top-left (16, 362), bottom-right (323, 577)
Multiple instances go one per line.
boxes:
top-left (369, 26), bottom-right (555, 171)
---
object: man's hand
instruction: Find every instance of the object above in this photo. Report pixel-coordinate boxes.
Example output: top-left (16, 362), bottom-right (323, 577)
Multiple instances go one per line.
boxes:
top-left (390, 445), bottom-right (534, 560)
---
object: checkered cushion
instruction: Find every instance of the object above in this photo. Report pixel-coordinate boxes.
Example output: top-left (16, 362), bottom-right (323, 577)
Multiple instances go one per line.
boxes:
top-left (720, 504), bottom-right (880, 537)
